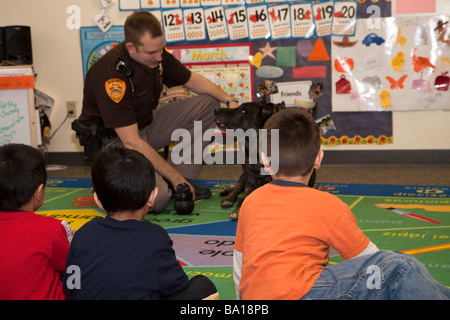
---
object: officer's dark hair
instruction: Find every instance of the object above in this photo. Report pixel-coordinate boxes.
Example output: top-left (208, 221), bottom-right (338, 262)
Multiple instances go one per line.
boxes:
top-left (0, 143), bottom-right (47, 211)
top-left (124, 11), bottom-right (163, 47)
top-left (91, 147), bottom-right (156, 215)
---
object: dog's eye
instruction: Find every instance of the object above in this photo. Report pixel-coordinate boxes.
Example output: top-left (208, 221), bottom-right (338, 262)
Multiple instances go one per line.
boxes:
top-left (241, 110), bottom-right (246, 114)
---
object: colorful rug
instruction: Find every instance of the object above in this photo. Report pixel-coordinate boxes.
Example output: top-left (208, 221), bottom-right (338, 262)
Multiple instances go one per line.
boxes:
top-left (39, 179), bottom-right (450, 300)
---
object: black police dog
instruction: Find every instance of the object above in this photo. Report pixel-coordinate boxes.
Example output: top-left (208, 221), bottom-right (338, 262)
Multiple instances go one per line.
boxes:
top-left (214, 101), bottom-right (285, 220)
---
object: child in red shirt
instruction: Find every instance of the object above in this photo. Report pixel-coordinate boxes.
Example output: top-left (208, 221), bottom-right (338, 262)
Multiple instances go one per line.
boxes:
top-left (0, 144), bottom-right (72, 299)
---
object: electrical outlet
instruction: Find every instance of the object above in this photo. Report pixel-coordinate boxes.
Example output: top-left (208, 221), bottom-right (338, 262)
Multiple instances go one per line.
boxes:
top-left (66, 100), bottom-right (77, 118)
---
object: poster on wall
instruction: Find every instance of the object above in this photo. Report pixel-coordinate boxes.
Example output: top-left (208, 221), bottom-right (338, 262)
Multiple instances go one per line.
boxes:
top-left (167, 43), bottom-right (254, 102)
top-left (332, 16), bottom-right (450, 112)
top-left (80, 26), bottom-right (125, 79)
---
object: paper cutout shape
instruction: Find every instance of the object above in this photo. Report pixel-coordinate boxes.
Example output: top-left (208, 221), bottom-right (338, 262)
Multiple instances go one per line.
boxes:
top-left (335, 75), bottom-right (351, 94)
top-left (386, 75), bottom-right (408, 89)
top-left (314, 7), bottom-right (323, 20)
top-left (307, 38), bottom-right (330, 61)
top-left (334, 57), bottom-right (354, 73)
top-left (391, 52), bottom-right (405, 72)
top-left (296, 39), bottom-right (314, 57)
top-left (362, 54), bottom-right (382, 70)
top-left (414, 26), bottom-right (429, 46)
top-left (249, 52), bottom-right (262, 68)
top-left (434, 20), bottom-right (449, 43)
top-left (435, 72), bottom-right (450, 91)
top-left (259, 42), bottom-right (278, 60)
top-left (396, 27), bottom-right (407, 47)
top-left (438, 54), bottom-right (450, 68)
top-left (362, 33), bottom-right (385, 46)
top-left (396, 0), bottom-right (436, 14)
top-left (412, 78), bottom-right (430, 91)
top-left (412, 48), bottom-right (436, 73)
top-left (256, 66), bottom-right (284, 79)
top-left (362, 76), bottom-right (381, 91)
top-left (379, 90), bottom-right (392, 108)
top-left (350, 92), bottom-right (367, 111)
top-left (293, 66), bottom-right (326, 79)
top-left (276, 46), bottom-right (296, 67)
top-left (333, 34), bottom-right (358, 47)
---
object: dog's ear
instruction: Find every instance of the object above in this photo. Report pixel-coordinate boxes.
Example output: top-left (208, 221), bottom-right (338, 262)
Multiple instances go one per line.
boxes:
top-left (271, 101), bottom-right (286, 115)
top-left (262, 103), bottom-right (275, 119)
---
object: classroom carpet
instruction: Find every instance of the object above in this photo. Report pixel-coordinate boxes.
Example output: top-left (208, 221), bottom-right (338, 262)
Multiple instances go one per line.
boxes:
top-left (39, 178), bottom-right (450, 300)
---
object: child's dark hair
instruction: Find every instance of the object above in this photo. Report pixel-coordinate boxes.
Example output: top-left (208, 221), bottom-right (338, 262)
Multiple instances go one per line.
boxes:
top-left (0, 143), bottom-right (47, 211)
top-left (263, 109), bottom-right (321, 177)
top-left (91, 147), bottom-right (156, 214)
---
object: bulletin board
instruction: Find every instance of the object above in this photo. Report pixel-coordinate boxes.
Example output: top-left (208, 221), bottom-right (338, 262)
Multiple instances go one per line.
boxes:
top-left (332, 15), bottom-right (450, 112)
top-left (0, 66), bottom-right (38, 148)
top-left (82, 0), bottom-right (395, 146)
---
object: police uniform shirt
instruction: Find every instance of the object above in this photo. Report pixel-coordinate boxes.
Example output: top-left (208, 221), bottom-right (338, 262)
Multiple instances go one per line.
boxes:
top-left (79, 41), bottom-right (191, 130)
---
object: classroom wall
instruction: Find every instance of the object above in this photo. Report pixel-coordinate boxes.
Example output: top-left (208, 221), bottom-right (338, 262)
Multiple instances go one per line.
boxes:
top-left (0, 0), bottom-right (449, 158)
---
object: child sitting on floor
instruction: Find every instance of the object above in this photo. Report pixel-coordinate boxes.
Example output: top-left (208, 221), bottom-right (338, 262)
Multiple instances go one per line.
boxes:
top-left (233, 109), bottom-right (450, 300)
top-left (63, 147), bottom-right (218, 300)
top-left (0, 143), bottom-right (72, 300)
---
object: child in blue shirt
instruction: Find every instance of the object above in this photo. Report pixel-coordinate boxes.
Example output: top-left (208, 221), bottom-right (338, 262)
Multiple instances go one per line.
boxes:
top-left (63, 147), bottom-right (217, 300)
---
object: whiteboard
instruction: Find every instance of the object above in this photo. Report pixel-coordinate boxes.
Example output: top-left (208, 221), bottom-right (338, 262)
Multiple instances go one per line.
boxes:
top-left (0, 66), bottom-right (38, 148)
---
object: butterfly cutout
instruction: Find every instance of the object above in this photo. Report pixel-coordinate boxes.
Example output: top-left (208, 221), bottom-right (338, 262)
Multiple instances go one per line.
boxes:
top-left (386, 75), bottom-right (408, 89)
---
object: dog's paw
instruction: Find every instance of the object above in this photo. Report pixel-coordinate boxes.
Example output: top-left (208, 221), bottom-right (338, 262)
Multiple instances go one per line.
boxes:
top-left (219, 187), bottom-right (234, 197)
top-left (229, 210), bottom-right (239, 221)
top-left (220, 199), bottom-right (235, 208)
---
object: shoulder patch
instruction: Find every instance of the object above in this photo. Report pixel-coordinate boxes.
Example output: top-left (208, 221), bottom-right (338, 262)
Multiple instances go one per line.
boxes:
top-left (105, 78), bottom-right (126, 103)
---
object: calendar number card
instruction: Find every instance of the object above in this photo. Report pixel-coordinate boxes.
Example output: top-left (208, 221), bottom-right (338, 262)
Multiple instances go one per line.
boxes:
top-left (332, 1), bottom-right (358, 36)
top-left (247, 5), bottom-right (270, 40)
top-left (290, 2), bottom-right (315, 38)
top-left (204, 6), bottom-right (229, 41)
top-left (162, 9), bottom-right (186, 42)
top-left (180, 0), bottom-right (200, 7)
top-left (312, 1), bottom-right (334, 37)
top-left (225, 6), bottom-right (249, 40)
top-left (161, 0), bottom-right (180, 8)
top-left (184, 8), bottom-right (207, 41)
top-left (268, 4), bottom-right (291, 40)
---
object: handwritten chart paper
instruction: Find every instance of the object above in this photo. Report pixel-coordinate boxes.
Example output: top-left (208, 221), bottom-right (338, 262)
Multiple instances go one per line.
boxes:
top-left (0, 89), bottom-right (32, 146)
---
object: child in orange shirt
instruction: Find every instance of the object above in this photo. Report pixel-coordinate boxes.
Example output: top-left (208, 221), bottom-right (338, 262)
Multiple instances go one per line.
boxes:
top-left (233, 109), bottom-right (450, 300)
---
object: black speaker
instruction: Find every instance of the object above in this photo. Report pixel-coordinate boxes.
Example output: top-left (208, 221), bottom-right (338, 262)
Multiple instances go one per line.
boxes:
top-left (0, 27), bottom-right (5, 62)
top-left (3, 25), bottom-right (32, 65)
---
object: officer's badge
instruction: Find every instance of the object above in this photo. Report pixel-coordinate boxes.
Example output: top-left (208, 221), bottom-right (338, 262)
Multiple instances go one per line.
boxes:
top-left (105, 78), bottom-right (126, 103)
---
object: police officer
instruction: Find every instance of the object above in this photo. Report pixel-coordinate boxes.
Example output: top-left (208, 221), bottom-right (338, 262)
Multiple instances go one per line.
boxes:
top-left (77, 11), bottom-right (239, 212)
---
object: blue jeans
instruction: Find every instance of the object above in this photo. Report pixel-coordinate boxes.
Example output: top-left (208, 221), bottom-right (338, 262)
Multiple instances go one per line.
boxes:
top-left (301, 250), bottom-right (450, 300)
